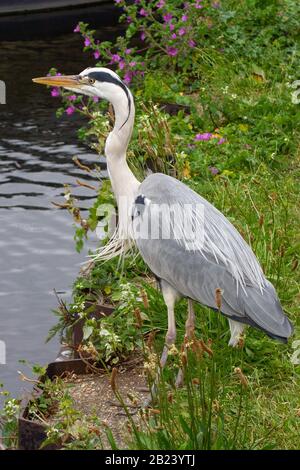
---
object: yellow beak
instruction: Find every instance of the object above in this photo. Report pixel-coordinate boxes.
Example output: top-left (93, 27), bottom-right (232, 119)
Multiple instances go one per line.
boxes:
top-left (32, 75), bottom-right (82, 88)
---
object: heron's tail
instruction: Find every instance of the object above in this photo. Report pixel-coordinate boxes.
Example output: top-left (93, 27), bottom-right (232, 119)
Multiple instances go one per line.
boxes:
top-left (243, 280), bottom-right (294, 342)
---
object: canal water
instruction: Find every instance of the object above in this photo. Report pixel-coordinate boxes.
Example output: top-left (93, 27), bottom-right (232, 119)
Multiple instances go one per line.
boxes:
top-left (0, 28), bottom-right (119, 402)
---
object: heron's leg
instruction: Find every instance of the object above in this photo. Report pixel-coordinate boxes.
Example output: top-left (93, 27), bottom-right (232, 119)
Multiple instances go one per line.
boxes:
top-left (185, 298), bottom-right (196, 340)
top-left (228, 319), bottom-right (245, 347)
top-left (160, 281), bottom-right (179, 368)
top-left (175, 299), bottom-right (195, 388)
top-left (142, 281), bottom-right (179, 408)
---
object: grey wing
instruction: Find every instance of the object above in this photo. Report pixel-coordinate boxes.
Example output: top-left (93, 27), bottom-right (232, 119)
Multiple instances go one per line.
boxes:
top-left (133, 173), bottom-right (293, 341)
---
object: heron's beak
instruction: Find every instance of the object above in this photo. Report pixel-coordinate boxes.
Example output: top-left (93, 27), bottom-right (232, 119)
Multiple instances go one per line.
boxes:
top-left (32, 75), bottom-right (82, 88)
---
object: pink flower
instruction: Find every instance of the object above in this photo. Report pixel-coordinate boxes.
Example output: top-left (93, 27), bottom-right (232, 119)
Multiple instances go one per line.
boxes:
top-left (66, 106), bottom-right (75, 116)
top-left (217, 138), bottom-right (226, 145)
top-left (171, 33), bottom-right (177, 39)
top-left (68, 95), bottom-right (76, 101)
top-left (124, 71), bottom-right (133, 84)
top-left (51, 87), bottom-right (60, 98)
top-left (139, 8), bottom-right (148, 16)
top-left (189, 40), bottom-right (196, 48)
top-left (111, 53), bottom-right (121, 63)
top-left (166, 46), bottom-right (178, 56)
top-left (129, 61), bottom-right (137, 67)
top-left (126, 16), bottom-right (132, 23)
top-left (208, 166), bottom-right (219, 175)
top-left (125, 48), bottom-right (132, 55)
top-left (156, 0), bottom-right (165, 8)
top-left (115, 0), bottom-right (123, 3)
top-left (195, 0), bottom-right (203, 7)
top-left (119, 60), bottom-right (125, 70)
top-left (73, 24), bottom-right (80, 33)
top-left (169, 23), bottom-right (175, 31)
top-left (195, 133), bottom-right (212, 141)
top-left (182, 14), bottom-right (188, 21)
top-left (84, 37), bottom-right (91, 47)
top-left (93, 96), bottom-right (99, 102)
top-left (140, 31), bottom-right (146, 41)
top-left (163, 13), bottom-right (173, 23)
top-left (134, 0), bottom-right (140, 3)
top-left (178, 28), bottom-right (186, 36)
top-left (94, 51), bottom-right (100, 60)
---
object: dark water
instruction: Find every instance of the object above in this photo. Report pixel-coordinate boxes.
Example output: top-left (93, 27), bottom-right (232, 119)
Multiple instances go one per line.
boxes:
top-left (0, 29), bottom-right (118, 401)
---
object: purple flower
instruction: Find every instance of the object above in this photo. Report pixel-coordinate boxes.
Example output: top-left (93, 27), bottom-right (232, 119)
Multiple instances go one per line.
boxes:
top-left (189, 39), bottom-right (196, 48)
top-left (156, 0), bottom-right (165, 8)
top-left (182, 14), bottom-right (188, 21)
top-left (140, 31), bottom-right (146, 41)
top-left (208, 166), bottom-right (219, 175)
top-left (218, 138), bottom-right (226, 145)
top-left (93, 96), bottom-right (99, 102)
top-left (73, 24), bottom-right (80, 33)
top-left (51, 87), bottom-right (60, 98)
top-left (115, 0), bottom-right (123, 3)
top-left (94, 51), bottom-right (100, 60)
top-left (125, 48), bottom-right (132, 55)
top-left (119, 60), bottom-right (125, 70)
top-left (126, 16), bottom-right (133, 23)
top-left (166, 46), bottom-right (178, 57)
top-left (129, 61), bottom-right (137, 67)
top-left (134, 0), bottom-right (140, 3)
top-left (178, 28), bottom-right (186, 36)
top-left (124, 71), bottom-right (133, 84)
top-left (68, 94), bottom-right (77, 101)
top-left (111, 53), bottom-right (121, 63)
top-left (163, 13), bottom-right (173, 23)
top-left (195, 133), bottom-right (212, 141)
top-left (169, 23), bottom-right (175, 31)
top-left (139, 8), bottom-right (148, 16)
top-left (66, 106), bottom-right (75, 116)
top-left (84, 37), bottom-right (91, 47)
top-left (171, 33), bottom-right (177, 39)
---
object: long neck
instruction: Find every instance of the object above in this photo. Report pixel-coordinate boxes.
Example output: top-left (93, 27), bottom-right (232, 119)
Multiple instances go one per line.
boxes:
top-left (104, 88), bottom-right (140, 203)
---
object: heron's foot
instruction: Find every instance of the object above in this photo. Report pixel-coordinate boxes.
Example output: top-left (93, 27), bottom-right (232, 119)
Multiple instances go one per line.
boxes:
top-left (136, 386), bottom-right (150, 393)
top-left (113, 393), bottom-right (154, 416)
top-left (106, 399), bottom-right (138, 409)
top-left (175, 368), bottom-right (184, 389)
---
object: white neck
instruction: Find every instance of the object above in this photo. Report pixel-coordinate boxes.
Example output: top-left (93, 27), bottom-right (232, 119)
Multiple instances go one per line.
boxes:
top-left (104, 86), bottom-right (140, 239)
top-left (104, 87), bottom-right (140, 200)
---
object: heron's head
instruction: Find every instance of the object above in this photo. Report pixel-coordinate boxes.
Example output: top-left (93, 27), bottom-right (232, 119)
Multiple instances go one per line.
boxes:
top-left (32, 67), bottom-right (130, 104)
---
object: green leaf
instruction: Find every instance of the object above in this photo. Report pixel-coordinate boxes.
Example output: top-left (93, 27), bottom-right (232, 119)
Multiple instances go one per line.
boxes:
top-left (83, 325), bottom-right (94, 340)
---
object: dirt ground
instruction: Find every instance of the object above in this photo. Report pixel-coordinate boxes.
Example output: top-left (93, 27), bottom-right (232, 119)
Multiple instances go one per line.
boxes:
top-left (49, 360), bottom-right (150, 448)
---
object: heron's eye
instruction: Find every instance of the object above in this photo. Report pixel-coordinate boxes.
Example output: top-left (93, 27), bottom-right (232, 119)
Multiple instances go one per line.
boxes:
top-left (88, 78), bottom-right (95, 85)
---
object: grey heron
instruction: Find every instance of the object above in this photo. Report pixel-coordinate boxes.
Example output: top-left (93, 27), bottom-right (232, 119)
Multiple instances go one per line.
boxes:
top-left (33, 68), bottom-right (293, 375)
